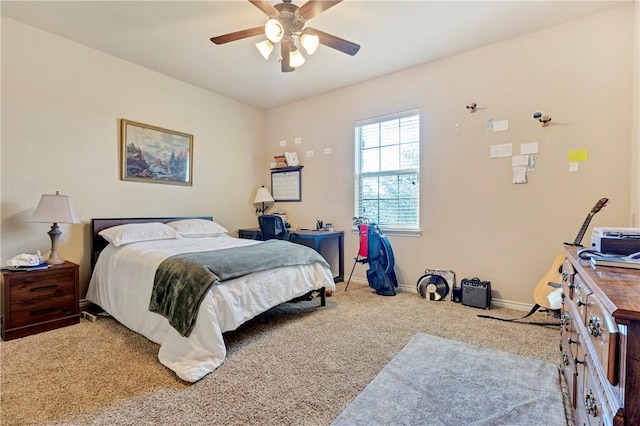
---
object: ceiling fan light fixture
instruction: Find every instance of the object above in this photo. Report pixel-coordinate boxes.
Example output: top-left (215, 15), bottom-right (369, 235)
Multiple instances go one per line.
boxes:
top-left (289, 46), bottom-right (305, 68)
top-left (255, 39), bottom-right (274, 60)
top-left (265, 19), bottom-right (284, 43)
top-left (300, 32), bottom-right (319, 55)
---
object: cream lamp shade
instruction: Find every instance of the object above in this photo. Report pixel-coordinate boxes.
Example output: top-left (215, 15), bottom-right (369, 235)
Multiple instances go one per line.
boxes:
top-left (253, 186), bottom-right (274, 215)
top-left (288, 46), bottom-right (306, 68)
top-left (255, 39), bottom-right (274, 60)
top-left (300, 32), bottom-right (319, 55)
top-left (265, 19), bottom-right (284, 43)
top-left (29, 191), bottom-right (80, 265)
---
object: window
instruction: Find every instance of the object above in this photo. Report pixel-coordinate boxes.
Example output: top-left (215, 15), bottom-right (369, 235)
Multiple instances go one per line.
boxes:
top-left (355, 109), bottom-right (420, 231)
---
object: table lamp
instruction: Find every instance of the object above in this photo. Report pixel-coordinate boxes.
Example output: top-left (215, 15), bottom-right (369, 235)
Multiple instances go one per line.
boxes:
top-left (253, 185), bottom-right (274, 215)
top-left (30, 191), bottom-right (80, 265)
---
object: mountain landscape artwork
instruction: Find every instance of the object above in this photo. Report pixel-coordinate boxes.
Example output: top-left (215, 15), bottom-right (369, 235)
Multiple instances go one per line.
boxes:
top-left (120, 119), bottom-right (193, 186)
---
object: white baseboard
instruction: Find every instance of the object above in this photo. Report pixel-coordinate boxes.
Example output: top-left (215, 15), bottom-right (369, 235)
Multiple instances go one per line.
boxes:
top-left (346, 281), bottom-right (536, 312)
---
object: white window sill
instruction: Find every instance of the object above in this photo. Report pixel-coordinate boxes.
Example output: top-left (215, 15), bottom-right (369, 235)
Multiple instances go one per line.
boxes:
top-left (350, 227), bottom-right (422, 237)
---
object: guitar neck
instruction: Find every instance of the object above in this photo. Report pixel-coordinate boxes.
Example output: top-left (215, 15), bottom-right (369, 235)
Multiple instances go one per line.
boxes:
top-left (572, 212), bottom-right (595, 246)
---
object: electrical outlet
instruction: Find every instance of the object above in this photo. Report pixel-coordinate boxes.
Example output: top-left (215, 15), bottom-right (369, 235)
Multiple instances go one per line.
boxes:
top-left (279, 140), bottom-right (286, 147)
top-left (324, 148), bottom-right (332, 155)
top-left (306, 150), bottom-right (314, 158)
top-left (294, 137), bottom-right (302, 144)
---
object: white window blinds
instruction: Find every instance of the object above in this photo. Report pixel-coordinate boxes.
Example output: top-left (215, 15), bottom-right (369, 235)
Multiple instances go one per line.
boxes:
top-left (355, 109), bottom-right (420, 230)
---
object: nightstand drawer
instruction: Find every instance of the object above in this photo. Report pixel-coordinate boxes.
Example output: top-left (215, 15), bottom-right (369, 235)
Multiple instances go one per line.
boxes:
top-left (10, 294), bottom-right (76, 327)
top-left (9, 270), bottom-right (75, 303)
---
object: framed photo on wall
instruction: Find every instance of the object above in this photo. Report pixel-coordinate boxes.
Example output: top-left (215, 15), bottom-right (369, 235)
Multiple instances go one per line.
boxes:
top-left (120, 119), bottom-right (193, 186)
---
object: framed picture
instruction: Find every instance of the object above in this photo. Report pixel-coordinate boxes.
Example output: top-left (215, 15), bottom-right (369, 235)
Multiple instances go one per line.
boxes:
top-left (120, 119), bottom-right (193, 186)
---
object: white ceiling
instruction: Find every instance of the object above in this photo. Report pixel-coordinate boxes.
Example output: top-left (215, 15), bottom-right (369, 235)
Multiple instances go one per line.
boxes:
top-left (1, 1), bottom-right (629, 110)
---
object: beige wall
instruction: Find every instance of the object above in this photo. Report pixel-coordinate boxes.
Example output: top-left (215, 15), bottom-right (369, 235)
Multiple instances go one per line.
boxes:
top-left (264, 5), bottom-right (636, 306)
top-left (1, 5), bottom-right (637, 307)
top-left (1, 18), bottom-right (267, 295)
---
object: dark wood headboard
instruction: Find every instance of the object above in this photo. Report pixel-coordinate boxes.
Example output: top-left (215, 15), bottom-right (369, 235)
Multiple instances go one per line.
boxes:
top-left (91, 216), bottom-right (213, 269)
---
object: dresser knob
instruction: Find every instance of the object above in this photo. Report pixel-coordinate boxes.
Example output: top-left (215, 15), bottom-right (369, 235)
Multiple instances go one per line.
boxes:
top-left (574, 357), bottom-right (584, 365)
top-left (588, 316), bottom-right (601, 337)
top-left (585, 390), bottom-right (599, 417)
top-left (567, 337), bottom-right (577, 345)
top-left (577, 299), bottom-right (590, 307)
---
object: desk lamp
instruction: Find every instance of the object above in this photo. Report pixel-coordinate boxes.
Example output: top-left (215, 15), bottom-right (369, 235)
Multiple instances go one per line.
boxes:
top-left (253, 185), bottom-right (274, 215)
top-left (30, 191), bottom-right (80, 265)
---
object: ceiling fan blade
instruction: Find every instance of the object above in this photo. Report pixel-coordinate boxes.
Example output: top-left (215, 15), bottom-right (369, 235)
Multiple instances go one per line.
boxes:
top-left (308, 28), bottom-right (360, 56)
top-left (281, 39), bottom-right (295, 73)
top-left (210, 26), bottom-right (265, 45)
top-left (297, 0), bottom-right (342, 20)
top-left (249, 0), bottom-right (278, 17)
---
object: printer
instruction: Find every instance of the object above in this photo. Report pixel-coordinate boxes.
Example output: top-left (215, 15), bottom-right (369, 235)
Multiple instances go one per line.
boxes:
top-left (591, 227), bottom-right (640, 255)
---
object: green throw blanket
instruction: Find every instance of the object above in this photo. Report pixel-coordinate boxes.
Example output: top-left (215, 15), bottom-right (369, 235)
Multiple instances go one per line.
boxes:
top-left (149, 240), bottom-right (330, 337)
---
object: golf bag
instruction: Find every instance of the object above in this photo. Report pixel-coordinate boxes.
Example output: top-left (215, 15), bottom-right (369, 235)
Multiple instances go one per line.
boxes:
top-left (363, 223), bottom-right (398, 296)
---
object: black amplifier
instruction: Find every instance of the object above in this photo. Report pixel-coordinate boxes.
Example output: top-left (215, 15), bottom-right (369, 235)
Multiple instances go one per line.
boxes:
top-left (461, 277), bottom-right (491, 309)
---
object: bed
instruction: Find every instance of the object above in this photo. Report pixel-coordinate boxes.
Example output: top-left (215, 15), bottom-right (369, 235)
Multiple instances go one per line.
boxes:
top-left (86, 217), bottom-right (336, 382)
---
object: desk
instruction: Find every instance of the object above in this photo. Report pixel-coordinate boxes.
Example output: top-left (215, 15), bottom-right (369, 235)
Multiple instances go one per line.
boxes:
top-left (237, 228), bottom-right (344, 283)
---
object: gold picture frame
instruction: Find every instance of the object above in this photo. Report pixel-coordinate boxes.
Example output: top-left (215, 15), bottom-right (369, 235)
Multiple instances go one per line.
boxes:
top-left (120, 119), bottom-right (193, 186)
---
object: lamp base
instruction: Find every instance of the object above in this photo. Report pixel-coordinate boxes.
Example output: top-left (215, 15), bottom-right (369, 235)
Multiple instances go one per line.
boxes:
top-left (45, 223), bottom-right (66, 265)
top-left (45, 254), bottom-right (65, 265)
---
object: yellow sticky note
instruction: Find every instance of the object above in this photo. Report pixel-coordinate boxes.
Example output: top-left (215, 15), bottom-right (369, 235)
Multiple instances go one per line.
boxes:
top-left (568, 149), bottom-right (588, 162)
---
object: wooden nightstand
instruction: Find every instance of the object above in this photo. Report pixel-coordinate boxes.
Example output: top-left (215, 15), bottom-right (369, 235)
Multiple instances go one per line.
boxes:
top-left (1, 261), bottom-right (80, 340)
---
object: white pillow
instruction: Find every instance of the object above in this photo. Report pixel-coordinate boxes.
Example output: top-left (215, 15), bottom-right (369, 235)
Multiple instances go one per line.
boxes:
top-left (99, 222), bottom-right (181, 247)
top-left (167, 219), bottom-right (228, 237)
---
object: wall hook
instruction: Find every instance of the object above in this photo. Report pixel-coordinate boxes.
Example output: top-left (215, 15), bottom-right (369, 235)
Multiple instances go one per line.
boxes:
top-left (539, 115), bottom-right (552, 127)
top-left (466, 102), bottom-right (477, 113)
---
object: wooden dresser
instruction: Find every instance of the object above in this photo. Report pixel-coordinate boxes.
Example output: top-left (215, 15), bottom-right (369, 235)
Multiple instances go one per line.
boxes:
top-left (1, 261), bottom-right (80, 340)
top-left (560, 246), bottom-right (640, 426)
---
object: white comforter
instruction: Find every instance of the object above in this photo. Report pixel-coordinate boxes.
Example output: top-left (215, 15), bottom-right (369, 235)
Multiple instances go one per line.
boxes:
top-left (86, 234), bottom-right (335, 382)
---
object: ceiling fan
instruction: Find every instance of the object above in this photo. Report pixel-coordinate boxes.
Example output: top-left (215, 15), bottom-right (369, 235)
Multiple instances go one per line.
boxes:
top-left (210, 0), bottom-right (360, 73)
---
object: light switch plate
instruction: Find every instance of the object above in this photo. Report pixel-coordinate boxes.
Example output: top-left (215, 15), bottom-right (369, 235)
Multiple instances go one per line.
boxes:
top-left (306, 150), bottom-right (314, 157)
top-left (294, 137), bottom-right (302, 144)
top-left (279, 140), bottom-right (286, 147)
top-left (324, 148), bottom-right (332, 155)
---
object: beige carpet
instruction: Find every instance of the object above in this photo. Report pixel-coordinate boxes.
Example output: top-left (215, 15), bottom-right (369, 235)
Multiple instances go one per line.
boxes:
top-left (0, 281), bottom-right (567, 425)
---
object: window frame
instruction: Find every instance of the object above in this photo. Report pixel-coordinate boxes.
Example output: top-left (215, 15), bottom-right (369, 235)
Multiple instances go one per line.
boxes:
top-left (354, 109), bottom-right (421, 236)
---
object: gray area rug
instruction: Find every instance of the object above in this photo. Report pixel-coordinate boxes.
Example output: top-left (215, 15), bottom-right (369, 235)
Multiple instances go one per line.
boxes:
top-left (332, 333), bottom-right (565, 426)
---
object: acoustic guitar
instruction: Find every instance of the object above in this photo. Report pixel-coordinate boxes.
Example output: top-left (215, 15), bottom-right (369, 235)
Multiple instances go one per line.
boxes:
top-left (533, 198), bottom-right (609, 309)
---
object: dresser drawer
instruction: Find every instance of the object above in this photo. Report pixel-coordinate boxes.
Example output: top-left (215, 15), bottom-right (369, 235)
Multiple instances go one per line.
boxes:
top-left (561, 295), bottom-right (581, 360)
top-left (562, 258), bottom-right (576, 300)
top-left (573, 275), bottom-right (593, 325)
top-left (582, 357), bottom-right (607, 426)
top-left (585, 292), bottom-right (619, 386)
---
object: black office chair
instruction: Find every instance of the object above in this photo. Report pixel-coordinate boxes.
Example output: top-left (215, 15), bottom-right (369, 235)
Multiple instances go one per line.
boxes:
top-left (258, 215), bottom-right (290, 241)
